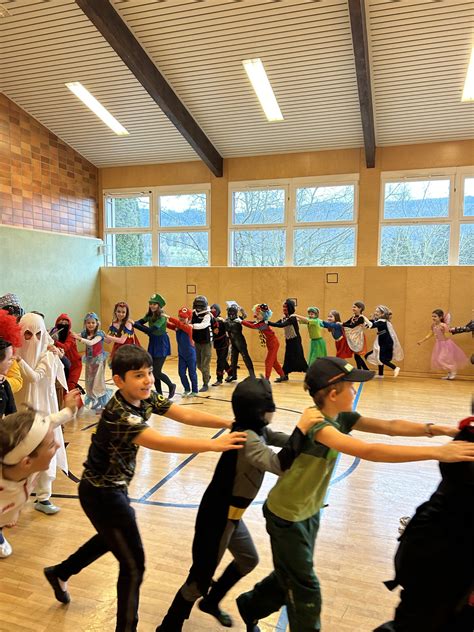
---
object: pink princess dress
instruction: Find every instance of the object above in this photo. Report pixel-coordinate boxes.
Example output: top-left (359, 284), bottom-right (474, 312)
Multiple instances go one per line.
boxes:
top-left (431, 323), bottom-right (468, 376)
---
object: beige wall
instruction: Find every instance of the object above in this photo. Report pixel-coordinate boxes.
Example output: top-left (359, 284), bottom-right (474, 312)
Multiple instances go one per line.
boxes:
top-left (100, 265), bottom-right (473, 378)
top-left (99, 140), bottom-right (474, 378)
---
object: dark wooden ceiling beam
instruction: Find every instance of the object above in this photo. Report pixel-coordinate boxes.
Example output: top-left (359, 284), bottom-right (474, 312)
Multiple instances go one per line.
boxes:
top-left (75, 0), bottom-right (223, 177)
top-left (348, 0), bottom-right (376, 168)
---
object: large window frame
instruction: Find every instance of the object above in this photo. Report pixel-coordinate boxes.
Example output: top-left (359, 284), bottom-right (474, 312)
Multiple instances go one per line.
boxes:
top-left (378, 167), bottom-right (474, 266)
top-left (103, 184), bottom-right (211, 267)
top-left (228, 174), bottom-right (359, 267)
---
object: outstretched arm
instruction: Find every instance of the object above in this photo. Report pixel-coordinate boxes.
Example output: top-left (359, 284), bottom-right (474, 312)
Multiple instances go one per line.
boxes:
top-left (164, 403), bottom-right (232, 429)
top-left (133, 427), bottom-right (246, 453)
top-left (314, 425), bottom-right (474, 463)
top-left (417, 330), bottom-right (433, 345)
top-left (354, 416), bottom-right (458, 438)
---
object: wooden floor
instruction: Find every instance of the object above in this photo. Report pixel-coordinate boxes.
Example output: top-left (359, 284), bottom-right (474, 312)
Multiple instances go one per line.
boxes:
top-left (1, 361), bottom-right (473, 632)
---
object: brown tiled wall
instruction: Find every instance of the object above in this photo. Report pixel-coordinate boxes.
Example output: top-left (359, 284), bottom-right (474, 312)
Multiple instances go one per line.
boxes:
top-left (0, 93), bottom-right (98, 236)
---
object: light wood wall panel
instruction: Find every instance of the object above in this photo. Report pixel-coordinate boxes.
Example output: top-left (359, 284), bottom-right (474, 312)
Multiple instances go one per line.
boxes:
top-left (101, 266), bottom-right (473, 378)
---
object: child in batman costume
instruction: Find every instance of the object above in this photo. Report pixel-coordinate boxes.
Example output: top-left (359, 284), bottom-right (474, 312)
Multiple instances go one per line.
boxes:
top-left (156, 377), bottom-right (321, 631)
top-left (374, 415), bottom-right (474, 632)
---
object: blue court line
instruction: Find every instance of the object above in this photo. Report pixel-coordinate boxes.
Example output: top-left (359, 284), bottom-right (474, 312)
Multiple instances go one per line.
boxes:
top-left (275, 382), bottom-right (364, 631)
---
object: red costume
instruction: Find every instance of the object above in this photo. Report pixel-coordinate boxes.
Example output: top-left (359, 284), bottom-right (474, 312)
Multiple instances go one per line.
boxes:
top-left (242, 317), bottom-right (284, 380)
top-left (51, 313), bottom-right (82, 391)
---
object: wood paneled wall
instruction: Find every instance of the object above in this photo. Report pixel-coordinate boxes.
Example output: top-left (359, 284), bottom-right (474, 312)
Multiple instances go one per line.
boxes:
top-left (100, 265), bottom-right (473, 378)
top-left (0, 93), bottom-right (98, 236)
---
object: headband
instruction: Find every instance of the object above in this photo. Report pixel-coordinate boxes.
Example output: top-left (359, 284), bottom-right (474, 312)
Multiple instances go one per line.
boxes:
top-left (2, 413), bottom-right (50, 465)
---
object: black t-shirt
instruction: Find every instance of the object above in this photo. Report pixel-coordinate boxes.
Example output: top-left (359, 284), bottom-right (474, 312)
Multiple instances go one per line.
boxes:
top-left (82, 390), bottom-right (172, 488)
top-left (0, 378), bottom-right (16, 418)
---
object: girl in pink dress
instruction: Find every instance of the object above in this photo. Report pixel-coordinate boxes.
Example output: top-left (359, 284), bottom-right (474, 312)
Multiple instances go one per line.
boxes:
top-left (417, 309), bottom-right (468, 379)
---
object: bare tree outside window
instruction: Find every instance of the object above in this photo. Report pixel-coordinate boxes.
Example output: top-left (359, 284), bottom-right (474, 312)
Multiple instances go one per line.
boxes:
top-left (231, 230), bottom-right (285, 266)
top-left (232, 189), bottom-right (285, 225)
top-left (294, 227), bottom-right (355, 266)
top-left (296, 185), bottom-right (354, 223)
top-left (159, 232), bottom-right (208, 266)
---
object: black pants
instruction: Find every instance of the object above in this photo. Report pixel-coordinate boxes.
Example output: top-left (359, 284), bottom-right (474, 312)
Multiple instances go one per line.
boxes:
top-left (365, 351), bottom-right (396, 375)
top-left (354, 353), bottom-right (369, 370)
top-left (215, 345), bottom-right (232, 380)
top-left (230, 344), bottom-right (255, 378)
top-left (54, 480), bottom-right (145, 632)
top-left (152, 356), bottom-right (173, 395)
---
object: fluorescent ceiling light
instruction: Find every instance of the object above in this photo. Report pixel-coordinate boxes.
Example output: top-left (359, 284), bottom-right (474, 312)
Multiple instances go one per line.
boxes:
top-left (242, 58), bottom-right (284, 122)
top-left (462, 48), bottom-right (474, 102)
top-left (65, 82), bottom-right (129, 135)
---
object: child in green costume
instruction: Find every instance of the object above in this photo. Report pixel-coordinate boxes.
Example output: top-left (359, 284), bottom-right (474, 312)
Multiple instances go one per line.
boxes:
top-left (295, 307), bottom-right (327, 366)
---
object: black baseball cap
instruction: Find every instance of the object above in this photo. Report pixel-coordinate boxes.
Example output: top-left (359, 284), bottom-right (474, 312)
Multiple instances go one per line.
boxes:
top-left (305, 357), bottom-right (375, 396)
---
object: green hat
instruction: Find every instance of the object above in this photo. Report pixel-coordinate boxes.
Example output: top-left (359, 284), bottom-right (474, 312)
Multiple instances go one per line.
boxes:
top-left (149, 293), bottom-right (166, 307)
top-left (307, 306), bottom-right (319, 316)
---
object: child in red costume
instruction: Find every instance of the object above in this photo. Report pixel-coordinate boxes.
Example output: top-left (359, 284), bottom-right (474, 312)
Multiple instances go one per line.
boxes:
top-left (50, 314), bottom-right (82, 393)
top-left (167, 307), bottom-right (198, 397)
top-left (242, 304), bottom-right (285, 380)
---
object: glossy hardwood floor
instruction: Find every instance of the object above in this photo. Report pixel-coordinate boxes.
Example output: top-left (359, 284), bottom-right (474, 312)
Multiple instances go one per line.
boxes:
top-left (1, 361), bottom-right (472, 632)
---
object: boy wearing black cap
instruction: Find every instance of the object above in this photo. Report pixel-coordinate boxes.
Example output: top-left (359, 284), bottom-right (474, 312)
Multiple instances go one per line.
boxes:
top-left (237, 357), bottom-right (474, 632)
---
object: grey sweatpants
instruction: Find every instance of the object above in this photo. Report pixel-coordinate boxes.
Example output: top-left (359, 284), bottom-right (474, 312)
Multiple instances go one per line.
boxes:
top-left (194, 342), bottom-right (212, 387)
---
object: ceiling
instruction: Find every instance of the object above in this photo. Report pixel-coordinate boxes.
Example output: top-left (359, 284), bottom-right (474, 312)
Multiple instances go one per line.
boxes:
top-left (0, 0), bottom-right (473, 168)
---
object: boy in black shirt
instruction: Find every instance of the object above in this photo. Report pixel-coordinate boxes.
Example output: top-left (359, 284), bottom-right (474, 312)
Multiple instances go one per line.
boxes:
top-left (44, 345), bottom-right (246, 632)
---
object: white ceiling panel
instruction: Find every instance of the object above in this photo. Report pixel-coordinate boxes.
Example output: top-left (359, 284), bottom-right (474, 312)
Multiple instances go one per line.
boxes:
top-left (0, 0), bottom-right (472, 167)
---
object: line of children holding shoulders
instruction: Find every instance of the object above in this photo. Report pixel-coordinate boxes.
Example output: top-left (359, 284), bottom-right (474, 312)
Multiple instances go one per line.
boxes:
top-left (2, 326), bottom-right (474, 631)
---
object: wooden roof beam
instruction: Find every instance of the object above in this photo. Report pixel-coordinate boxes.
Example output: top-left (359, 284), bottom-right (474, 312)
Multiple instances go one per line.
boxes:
top-left (76, 0), bottom-right (223, 177)
top-left (348, 0), bottom-right (376, 168)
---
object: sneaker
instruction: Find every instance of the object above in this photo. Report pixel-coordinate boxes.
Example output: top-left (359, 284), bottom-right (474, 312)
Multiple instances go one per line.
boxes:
top-left (199, 384), bottom-right (209, 392)
top-left (212, 380), bottom-right (223, 387)
top-left (225, 376), bottom-right (237, 383)
top-left (190, 392), bottom-right (199, 397)
top-left (0, 535), bottom-right (12, 558)
top-left (447, 372), bottom-right (456, 380)
top-left (393, 367), bottom-right (400, 378)
top-left (44, 566), bottom-right (70, 604)
top-left (35, 500), bottom-right (60, 515)
top-left (182, 391), bottom-right (191, 398)
top-left (236, 594), bottom-right (261, 632)
top-left (274, 375), bottom-right (288, 383)
top-left (198, 598), bottom-right (232, 627)
top-left (374, 374), bottom-right (384, 379)
top-left (168, 384), bottom-right (176, 399)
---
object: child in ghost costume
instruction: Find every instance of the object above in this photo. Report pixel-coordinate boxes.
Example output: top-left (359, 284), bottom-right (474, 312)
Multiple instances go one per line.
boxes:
top-left (15, 313), bottom-right (69, 515)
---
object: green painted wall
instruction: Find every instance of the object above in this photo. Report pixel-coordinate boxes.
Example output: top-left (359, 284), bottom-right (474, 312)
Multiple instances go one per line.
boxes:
top-left (0, 226), bottom-right (102, 331)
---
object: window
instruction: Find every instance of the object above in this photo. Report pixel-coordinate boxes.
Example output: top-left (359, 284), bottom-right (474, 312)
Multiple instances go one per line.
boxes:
top-left (379, 169), bottom-right (474, 266)
top-left (104, 186), bottom-right (210, 266)
top-left (229, 177), bottom-right (358, 267)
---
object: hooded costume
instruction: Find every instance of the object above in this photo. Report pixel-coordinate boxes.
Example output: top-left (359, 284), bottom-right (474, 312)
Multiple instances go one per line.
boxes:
top-left (50, 313), bottom-right (82, 391)
top-left (375, 417), bottom-right (474, 632)
top-left (190, 296), bottom-right (213, 390)
top-left (242, 304), bottom-right (285, 380)
top-left (157, 377), bottom-right (307, 632)
top-left (224, 304), bottom-right (255, 381)
top-left (210, 303), bottom-right (232, 384)
top-left (268, 298), bottom-right (308, 379)
top-left (16, 312), bottom-right (69, 502)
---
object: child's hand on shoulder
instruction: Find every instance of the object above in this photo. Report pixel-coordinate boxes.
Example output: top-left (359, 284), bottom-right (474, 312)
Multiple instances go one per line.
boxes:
top-left (72, 332), bottom-right (82, 340)
top-left (214, 431), bottom-right (247, 451)
top-left (297, 407), bottom-right (324, 434)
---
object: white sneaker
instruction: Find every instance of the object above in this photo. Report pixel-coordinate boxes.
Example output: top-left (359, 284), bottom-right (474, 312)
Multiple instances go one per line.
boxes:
top-left (393, 367), bottom-right (400, 378)
top-left (447, 372), bottom-right (456, 380)
top-left (0, 536), bottom-right (12, 558)
top-left (374, 374), bottom-right (384, 379)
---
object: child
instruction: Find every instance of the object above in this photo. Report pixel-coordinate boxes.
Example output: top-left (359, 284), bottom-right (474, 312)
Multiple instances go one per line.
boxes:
top-left (295, 306), bottom-right (328, 365)
top-left (268, 299), bottom-right (308, 382)
top-left (375, 416), bottom-right (474, 632)
top-left (16, 312), bottom-right (69, 515)
top-left (343, 301), bottom-right (370, 369)
top-left (43, 345), bottom-right (246, 632)
top-left (133, 294), bottom-right (176, 398)
top-left (50, 313), bottom-right (83, 392)
top-left (0, 311), bottom-right (22, 417)
top-left (236, 356), bottom-right (474, 632)
top-left (190, 295), bottom-right (213, 392)
top-left (0, 389), bottom-right (79, 558)
top-left (365, 305), bottom-right (404, 378)
top-left (321, 310), bottom-right (352, 359)
top-left (0, 297), bottom-right (24, 394)
top-left (156, 376), bottom-right (322, 631)
top-left (242, 304), bottom-right (285, 380)
top-left (107, 301), bottom-right (141, 363)
top-left (73, 312), bottom-right (112, 409)
top-left (210, 304), bottom-right (232, 386)
top-left (225, 303), bottom-right (255, 381)
top-left (418, 309), bottom-right (468, 379)
top-left (167, 307), bottom-right (198, 397)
